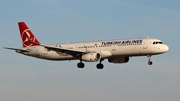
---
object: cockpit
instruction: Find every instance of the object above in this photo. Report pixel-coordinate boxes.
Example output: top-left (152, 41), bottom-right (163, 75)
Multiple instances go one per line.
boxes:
top-left (153, 41), bottom-right (163, 44)
top-left (151, 39), bottom-right (169, 54)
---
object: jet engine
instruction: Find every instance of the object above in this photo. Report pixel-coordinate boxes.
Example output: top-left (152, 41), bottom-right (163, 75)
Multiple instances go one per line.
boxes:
top-left (81, 52), bottom-right (101, 62)
top-left (108, 57), bottom-right (129, 63)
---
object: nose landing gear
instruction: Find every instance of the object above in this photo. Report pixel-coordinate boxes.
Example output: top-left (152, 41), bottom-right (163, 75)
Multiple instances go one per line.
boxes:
top-left (147, 55), bottom-right (153, 65)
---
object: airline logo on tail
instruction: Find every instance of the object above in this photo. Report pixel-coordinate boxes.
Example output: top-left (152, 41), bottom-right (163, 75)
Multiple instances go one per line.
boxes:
top-left (18, 22), bottom-right (40, 47)
top-left (22, 29), bottom-right (36, 47)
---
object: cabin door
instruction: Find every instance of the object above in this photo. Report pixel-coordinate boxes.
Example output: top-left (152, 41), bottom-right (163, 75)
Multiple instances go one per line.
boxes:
top-left (143, 39), bottom-right (148, 49)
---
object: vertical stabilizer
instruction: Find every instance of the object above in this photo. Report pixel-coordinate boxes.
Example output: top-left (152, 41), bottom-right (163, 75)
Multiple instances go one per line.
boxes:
top-left (18, 22), bottom-right (40, 47)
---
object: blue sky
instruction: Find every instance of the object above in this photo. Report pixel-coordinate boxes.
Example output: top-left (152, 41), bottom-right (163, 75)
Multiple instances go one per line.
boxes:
top-left (0, 0), bottom-right (180, 101)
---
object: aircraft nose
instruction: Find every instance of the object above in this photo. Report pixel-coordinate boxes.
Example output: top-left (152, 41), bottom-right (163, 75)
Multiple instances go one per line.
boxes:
top-left (164, 45), bottom-right (169, 52)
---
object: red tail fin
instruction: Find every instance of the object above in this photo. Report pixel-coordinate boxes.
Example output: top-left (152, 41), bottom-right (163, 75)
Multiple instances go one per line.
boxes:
top-left (18, 22), bottom-right (40, 47)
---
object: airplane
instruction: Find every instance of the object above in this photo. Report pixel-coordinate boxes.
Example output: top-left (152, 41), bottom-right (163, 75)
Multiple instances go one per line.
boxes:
top-left (4, 22), bottom-right (169, 69)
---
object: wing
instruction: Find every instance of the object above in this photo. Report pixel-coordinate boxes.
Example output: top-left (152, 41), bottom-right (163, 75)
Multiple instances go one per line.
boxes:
top-left (27, 37), bottom-right (93, 56)
top-left (39, 44), bottom-right (89, 56)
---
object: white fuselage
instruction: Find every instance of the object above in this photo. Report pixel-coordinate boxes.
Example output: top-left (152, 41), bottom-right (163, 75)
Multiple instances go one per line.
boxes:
top-left (17, 38), bottom-right (169, 61)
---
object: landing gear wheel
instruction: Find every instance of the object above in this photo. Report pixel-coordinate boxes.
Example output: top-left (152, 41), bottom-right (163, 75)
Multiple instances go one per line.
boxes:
top-left (96, 58), bottom-right (104, 69)
top-left (77, 62), bottom-right (85, 68)
top-left (96, 63), bottom-right (104, 69)
top-left (148, 61), bottom-right (153, 65)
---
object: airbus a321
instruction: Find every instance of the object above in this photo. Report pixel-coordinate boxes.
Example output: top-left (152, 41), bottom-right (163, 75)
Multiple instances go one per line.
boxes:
top-left (4, 22), bottom-right (169, 69)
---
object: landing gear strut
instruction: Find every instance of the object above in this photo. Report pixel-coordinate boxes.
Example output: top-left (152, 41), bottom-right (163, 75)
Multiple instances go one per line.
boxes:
top-left (96, 59), bottom-right (104, 69)
top-left (147, 55), bottom-right (153, 65)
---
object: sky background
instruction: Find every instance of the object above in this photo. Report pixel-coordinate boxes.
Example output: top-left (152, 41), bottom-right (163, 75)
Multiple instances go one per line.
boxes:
top-left (0, 0), bottom-right (180, 101)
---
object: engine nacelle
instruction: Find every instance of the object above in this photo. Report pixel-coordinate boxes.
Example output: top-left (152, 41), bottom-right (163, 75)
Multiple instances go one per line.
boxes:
top-left (108, 57), bottom-right (129, 64)
top-left (81, 52), bottom-right (101, 62)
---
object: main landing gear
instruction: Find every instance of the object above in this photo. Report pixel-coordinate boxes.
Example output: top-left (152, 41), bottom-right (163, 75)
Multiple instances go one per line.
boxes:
top-left (77, 59), bottom-right (104, 69)
top-left (96, 59), bottom-right (104, 69)
top-left (77, 62), bottom-right (85, 68)
top-left (147, 55), bottom-right (153, 65)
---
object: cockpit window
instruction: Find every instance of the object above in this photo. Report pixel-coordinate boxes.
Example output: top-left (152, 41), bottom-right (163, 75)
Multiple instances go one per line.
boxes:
top-left (159, 42), bottom-right (163, 44)
top-left (153, 41), bottom-right (163, 44)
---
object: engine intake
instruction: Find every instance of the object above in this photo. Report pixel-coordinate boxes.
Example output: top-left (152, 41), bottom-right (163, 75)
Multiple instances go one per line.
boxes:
top-left (81, 52), bottom-right (101, 62)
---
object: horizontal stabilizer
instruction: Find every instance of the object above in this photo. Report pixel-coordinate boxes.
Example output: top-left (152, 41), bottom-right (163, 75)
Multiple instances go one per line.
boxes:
top-left (4, 47), bottom-right (30, 52)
